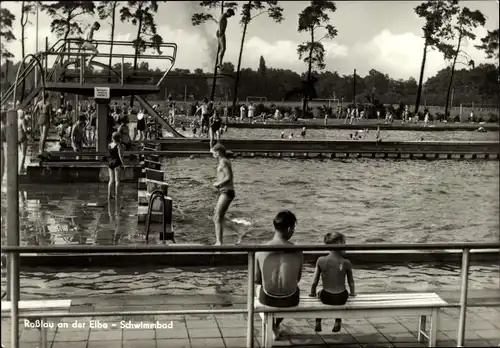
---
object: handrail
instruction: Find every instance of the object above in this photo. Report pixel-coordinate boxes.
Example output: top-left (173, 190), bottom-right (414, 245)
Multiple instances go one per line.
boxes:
top-left (145, 189), bottom-right (175, 244)
top-left (1, 242), bottom-right (497, 253)
top-left (1, 38), bottom-right (67, 106)
top-left (1, 244), bottom-right (498, 348)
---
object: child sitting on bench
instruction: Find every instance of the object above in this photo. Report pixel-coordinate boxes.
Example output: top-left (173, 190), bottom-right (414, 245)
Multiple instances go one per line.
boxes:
top-left (309, 232), bottom-right (356, 332)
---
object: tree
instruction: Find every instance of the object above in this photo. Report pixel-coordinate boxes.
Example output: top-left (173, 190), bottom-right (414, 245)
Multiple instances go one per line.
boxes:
top-left (258, 55), bottom-right (267, 75)
top-left (41, 1), bottom-right (96, 42)
top-left (297, 0), bottom-right (337, 116)
top-left (98, 1), bottom-right (120, 81)
top-left (443, 7), bottom-right (486, 117)
top-left (413, 0), bottom-right (459, 115)
top-left (0, 8), bottom-right (16, 85)
top-left (191, 1), bottom-right (239, 103)
top-left (475, 29), bottom-right (499, 62)
top-left (231, 1), bottom-right (283, 115)
top-left (20, 1), bottom-right (36, 101)
top-left (120, 0), bottom-right (165, 106)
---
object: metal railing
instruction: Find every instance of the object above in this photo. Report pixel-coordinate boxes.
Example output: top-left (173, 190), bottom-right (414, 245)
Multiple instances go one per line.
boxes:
top-left (1, 243), bottom-right (499, 348)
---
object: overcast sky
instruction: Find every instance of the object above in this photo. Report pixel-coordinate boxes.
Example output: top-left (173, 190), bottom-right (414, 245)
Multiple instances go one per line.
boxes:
top-left (1, 1), bottom-right (498, 81)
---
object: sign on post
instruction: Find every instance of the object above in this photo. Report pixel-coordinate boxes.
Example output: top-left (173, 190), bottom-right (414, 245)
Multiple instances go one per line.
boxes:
top-left (94, 87), bottom-right (110, 99)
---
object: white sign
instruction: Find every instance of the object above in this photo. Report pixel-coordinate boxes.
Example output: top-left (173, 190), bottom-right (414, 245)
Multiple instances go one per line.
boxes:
top-left (94, 87), bottom-right (110, 99)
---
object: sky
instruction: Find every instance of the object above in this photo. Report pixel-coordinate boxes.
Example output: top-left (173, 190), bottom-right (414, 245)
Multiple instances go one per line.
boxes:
top-left (0, 0), bottom-right (498, 82)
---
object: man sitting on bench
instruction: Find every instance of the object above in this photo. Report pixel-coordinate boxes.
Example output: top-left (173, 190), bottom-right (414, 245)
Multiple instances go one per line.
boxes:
top-left (255, 210), bottom-right (303, 340)
top-left (309, 232), bottom-right (356, 333)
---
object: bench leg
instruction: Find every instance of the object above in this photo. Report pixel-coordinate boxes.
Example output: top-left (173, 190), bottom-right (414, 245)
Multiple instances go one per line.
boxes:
top-left (265, 314), bottom-right (274, 348)
top-left (418, 315), bottom-right (427, 342)
top-left (428, 308), bottom-right (438, 347)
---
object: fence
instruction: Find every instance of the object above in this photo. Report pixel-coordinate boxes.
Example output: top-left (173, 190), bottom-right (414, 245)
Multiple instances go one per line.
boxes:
top-left (1, 242), bottom-right (499, 348)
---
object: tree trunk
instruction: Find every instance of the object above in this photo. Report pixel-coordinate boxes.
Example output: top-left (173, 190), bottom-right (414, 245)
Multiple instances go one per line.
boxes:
top-left (414, 41), bottom-right (428, 115)
top-left (231, 20), bottom-right (249, 117)
top-left (302, 28), bottom-right (314, 118)
top-left (444, 34), bottom-right (463, 118)
top-left (108, 1), bottom-right (117, 83)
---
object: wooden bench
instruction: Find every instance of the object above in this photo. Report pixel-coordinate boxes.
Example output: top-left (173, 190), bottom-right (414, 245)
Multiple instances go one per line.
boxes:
top-left (1, 300), bottom-right (72, 348)
top-left (255, 292), bottom-right (446, 348)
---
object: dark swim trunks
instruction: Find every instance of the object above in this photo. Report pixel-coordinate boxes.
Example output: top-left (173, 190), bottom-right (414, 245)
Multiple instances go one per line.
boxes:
top-left (318, 289), bottom-right (349, 306)
top-left (220, 188), bottom-right (235, 200)
top-left (259, 287), bottom-right (300, 308)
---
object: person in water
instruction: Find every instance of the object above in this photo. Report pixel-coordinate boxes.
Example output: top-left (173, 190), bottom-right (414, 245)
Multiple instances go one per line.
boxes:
top-left (211, 143), bottom-right (235, 245)
top-left (309, 232), bottom-right (356, 333)
top-left (209, 110), bottom-right (223, 149)
top-left (107, 132), bottom-right (125, 200)
top-left (255, 210), bottom-right (303, 341)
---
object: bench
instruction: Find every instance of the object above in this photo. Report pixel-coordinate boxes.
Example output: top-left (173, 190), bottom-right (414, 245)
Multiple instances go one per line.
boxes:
top-left (255, 292), bottom-right (447, 348)
top-left (1, 299), bottom-right (72, 348)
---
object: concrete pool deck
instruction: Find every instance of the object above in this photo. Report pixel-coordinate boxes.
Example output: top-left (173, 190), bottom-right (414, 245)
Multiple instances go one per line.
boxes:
top-left (1, 291), bottom-right (499, 347)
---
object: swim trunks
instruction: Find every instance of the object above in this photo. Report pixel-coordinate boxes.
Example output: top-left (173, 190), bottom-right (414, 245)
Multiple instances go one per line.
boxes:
top-left (220, 188), bottom-right (235, 200)
top-left (258, 287), bottom-right (300, 308)
top-left (318, 289), bottom-right (348, 306)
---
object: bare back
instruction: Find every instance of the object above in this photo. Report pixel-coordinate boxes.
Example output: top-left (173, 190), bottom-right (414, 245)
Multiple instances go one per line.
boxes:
top-left (317, 253), bottom-right (351, 294)
top-left (218, 14), bottom-right (228, 37)
top-left (256, 240), bottom-right (303, 296)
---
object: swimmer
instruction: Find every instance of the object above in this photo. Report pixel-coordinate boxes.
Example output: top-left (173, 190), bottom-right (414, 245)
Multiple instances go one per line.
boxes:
top-left (300, 127), bottom-right (306, 137)
top-left (209, 111), bottom-right (223, 149)
top-left (281, 132), bottom-right (285, 139)
top-left (17, 103), bottom-right (29, 173)
top-left (309, 232), bottom-right (356, 333)
top-left (71, 115), bottom-right (87, 152)
top-left (288, 133), bottom-right (294, 139)
top-left (77, 22), bottom-right (100, 68)
top-left (211, 143), bottom-right (235, 245)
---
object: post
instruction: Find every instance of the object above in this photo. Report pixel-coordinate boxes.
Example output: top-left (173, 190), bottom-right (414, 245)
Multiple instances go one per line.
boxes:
top-left (184, 84), bottom-right (187, 102)
top-left (80, 55), bottom-right (84, 84)
top-left (246, 252), bottom-right (255, 348)
top-left (96, 99), bottom-right (110, 152)
top-left (457, 248), bottom-right (470, 347)
top-left (35, 2), bottom-right (39, 88)
top-left (45, 37), bottom-right (49, 81)
top-left (6, 109), bottom-right (20, 347)
top-left (353, 69), bottom-right (356, 104)
top-left (121, 56), bottom-right (124, 86)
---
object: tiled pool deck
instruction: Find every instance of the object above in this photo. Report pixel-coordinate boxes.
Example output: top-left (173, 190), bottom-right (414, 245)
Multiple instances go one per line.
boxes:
top-left (1, 294), bottom-right (499, 348)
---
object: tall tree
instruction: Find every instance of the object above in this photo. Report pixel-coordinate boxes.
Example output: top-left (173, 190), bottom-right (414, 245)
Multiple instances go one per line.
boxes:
top-left (98, 1), bottom-right (120, 81)
top-left (442, 7), bottom-right (486, 117)
top-left (120, 1), bottom-right (165, 106)
top-left (41, 1), bottom-right (96, 44)
top-left (0, 8), bottom-right (16, 86)
top-left (231, 1), bottom-right (283, 115)
top-left (258, 55), bottom-right (267, 75)
top-left (414, 0), bottom-right (459, 115)
top-left (297, 0), bottom-right (337, 116)
top-left (475, 29), bottom-right (499, 62)
top-left (191, 1), bottom-right (238, 103)
top-left (20, 1), bottom-right (36, 101)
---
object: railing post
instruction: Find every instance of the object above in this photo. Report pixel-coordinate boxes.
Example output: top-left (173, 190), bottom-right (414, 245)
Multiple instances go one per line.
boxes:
top-left (457, 247), bottom-right (470, 347)
top-left (6, 108), bottom-right (20, 348)
top-left (80, 55), bottom-right (84, 84)
top-left (121, 56), bottom-right (124, 86)
top-left (246, 252), bottom-right (255, 348)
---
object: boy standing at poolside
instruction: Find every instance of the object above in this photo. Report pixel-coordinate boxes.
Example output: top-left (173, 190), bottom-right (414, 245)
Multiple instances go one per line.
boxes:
top-left (309, 232), bottom-right (356, 333)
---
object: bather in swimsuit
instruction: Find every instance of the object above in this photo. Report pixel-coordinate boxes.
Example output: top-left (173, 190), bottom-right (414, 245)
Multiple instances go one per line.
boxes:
top-left (258, 286), bottom-right (300, 308)
top-left (219, 187), bottom-right (235, 200)
top-left (318, 289), bottom-right (348, 306)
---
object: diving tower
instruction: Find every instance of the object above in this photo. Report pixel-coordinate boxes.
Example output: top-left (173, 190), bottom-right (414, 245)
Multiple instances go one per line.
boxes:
top-left (1, 38), bottom-right (184, 152)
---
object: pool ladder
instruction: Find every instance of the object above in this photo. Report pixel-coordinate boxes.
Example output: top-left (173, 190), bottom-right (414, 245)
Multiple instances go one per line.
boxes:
top-left (145, 189), bottom-right (175, 244)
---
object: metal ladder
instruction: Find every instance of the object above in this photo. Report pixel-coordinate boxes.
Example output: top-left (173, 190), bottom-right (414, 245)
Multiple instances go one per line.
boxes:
top-left (145, 189), bottom-right (175, 244)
